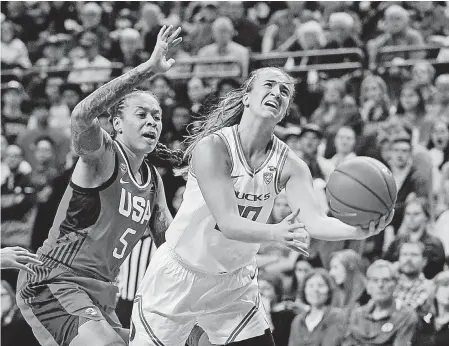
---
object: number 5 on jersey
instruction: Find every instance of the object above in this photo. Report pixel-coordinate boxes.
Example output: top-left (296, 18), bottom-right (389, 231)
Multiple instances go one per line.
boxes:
top-left (215, 205), bottom-right (262, 231)
top-left (113, 227), bottom-right (136, 259)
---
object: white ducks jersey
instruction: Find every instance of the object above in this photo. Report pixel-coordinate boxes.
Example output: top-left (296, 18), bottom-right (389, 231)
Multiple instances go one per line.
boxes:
top-left (166, 125), bottom-right (289, 274)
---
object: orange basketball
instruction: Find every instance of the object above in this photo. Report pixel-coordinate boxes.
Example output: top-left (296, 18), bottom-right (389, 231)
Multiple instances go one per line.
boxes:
top-left (325, 157), bottom-right (397, 227)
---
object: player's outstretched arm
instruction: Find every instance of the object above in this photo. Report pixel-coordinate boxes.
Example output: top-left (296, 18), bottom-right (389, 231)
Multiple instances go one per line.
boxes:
top-left (148, 170), bottom-right (173, 248)
top-left (282, 151), bottom-right (393, 241)
top-left (192, 135), bottom-right (308, 252)
top-left (71, 25), bottom-right (182, 162)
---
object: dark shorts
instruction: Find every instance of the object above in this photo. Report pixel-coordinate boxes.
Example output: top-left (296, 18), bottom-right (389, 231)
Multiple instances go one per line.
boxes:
top-left (16, 269), bottom-right (121, 346)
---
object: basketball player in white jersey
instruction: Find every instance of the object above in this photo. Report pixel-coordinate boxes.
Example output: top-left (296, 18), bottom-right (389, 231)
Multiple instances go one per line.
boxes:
top-left (130, 67), bottom-right (393, 346)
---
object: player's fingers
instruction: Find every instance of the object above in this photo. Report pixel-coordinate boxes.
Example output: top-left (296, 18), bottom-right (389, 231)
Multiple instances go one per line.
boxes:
top-left (15, 263), bottom-right (36, 274)
top-left (157, 25), bottom-right (167, 40)
top-left (167, 27), bottom-right (181, 43)
top-left (18, 255), bottom-right (43, 265)
top-left (284, 208), bottom-right (300, 223)
top-left (287, 241), bottom-right (309, 257)
top-left (161, 25), bottom-right (173, 41)
top-left (169, 37), bottom-right (183, 49)
top-left (386, 209), bottom-right (395, 225)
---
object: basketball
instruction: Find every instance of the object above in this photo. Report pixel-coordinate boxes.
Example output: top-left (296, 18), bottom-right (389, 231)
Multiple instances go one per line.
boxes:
top-left (325, 157), bottom-right (397, 227)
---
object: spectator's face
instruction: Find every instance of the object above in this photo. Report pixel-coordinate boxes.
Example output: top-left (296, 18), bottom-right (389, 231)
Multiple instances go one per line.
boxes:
top-left (400, 87), bottom-right (420, 112)
top-left (3, 89), bottom-right (22, 107)
top-left (188, 78), bottom-right (207, 104)
top-left (295, 261), bottom-right (312, 284)
top-left (172, 107), bottom-right (190, 132)
top-left (335, 127), bottom-right (356, 154)
top-left (329, 258), bottom-right (347, 286)
top-left (286, 1), bottom-right (305, 13)
top-left (390, 142), bottom-right (412, 168)
top-left (45, 78), bottom-right (63, 99)
top-left (5, 145), bottom-right (23, 171)
top-left (403, 202), bottom-right (427, 232)
top-left (436, 80), bottom-right (449, 104)
top-left (431, 122), bottom-right (449, 150)
top-left (63, 90), bottom-right (81, 109)
top-left (399, 243), bottom-right (426, 276)
top-left (218, 83), bottom-right (235, 99)
top-left (435, 282), bottom-right (449, 306)
top-left (1, 22), bottom-right (14, 43)
top-left (120, 36), bottom-right (140, 54)
top-left (81, 8), bottom-right (102, 28)
top-left (299, 132), bottom-right (320, 157)
top-left (299, 31), bottom-right (321, 50)
top-left (220, 2), bottom-right (244, 21)
top-left (35, 140), bottom-right (54, 164)
top-left (26, 1), bottom-right (49, 24)
top-left (272, 193), bottom-right (291, 222)
top-left (304, 275), bottom-right (330, 308)
top-left (80, 34), bottom-right (99, 58)
top-left (329, 21), bottom-right (352, 42)
top-left (1, 136), bottom-right (8, 160)
top-left (43, 44), bottom-right (60, 61)
top-left (172, 185), bottom-right (186, 212)
top-left (141, 6), bottom-right (160, 25)
top-left (367, 268), bottom-right (396, 303)
top-left (412, 63), bottom-right (432, 85)
top-left (363, 80), bottom-right (382, 103)
top-left (151, 78), bottom-right (171, 101)
top-left (286, 136), bottom-right (302, 156)
top-left (259, 279), bottom-right (276, 302)
top-left (212, 25), bottom-right (233, 46)
top-left (68, 47), bottom-right (86, 62)
top-left (324, 84), bottom-right (342, 104)
top-left (32, 107), bottom-right (50, 127)
top-left (385, 12), bottom-right (408, 34)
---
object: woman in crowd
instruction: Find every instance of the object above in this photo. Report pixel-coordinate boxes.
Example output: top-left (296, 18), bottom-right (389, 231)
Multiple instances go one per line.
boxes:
top-left (416, 270), bottom-right (449, 346)
top-left (411, 61), bottom-right (437, 105)
top-left (330, 126), bottom-right (357, 166)
top-left (427, 120), bottom-right (449, 195)
top-left (359, 75), bottom-right (391, 125)
top-left (288, 269), bottom-right (345, 346)
top-left (287, 257), bottom-right (313, 303)
top-left (329, 250), bottom-right (370, 312)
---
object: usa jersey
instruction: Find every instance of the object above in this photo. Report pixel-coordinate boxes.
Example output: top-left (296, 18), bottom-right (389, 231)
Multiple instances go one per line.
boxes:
top-left (166, 125), bottom-right (289, 274)
top-left (38, 141), bottom-right (159, 283)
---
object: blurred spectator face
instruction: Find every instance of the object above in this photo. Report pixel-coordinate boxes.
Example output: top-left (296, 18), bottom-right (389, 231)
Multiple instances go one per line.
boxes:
top-left (385, 6), bottom-right (409, 35)
top-left (399, 86), bottom-right (420, 112)
top-left (412, 1), bottom-right (434, 13)
top-left (3, 88), bottom-right (22, 107)
top-left (271, 192), bottom-right (291, 222)
top-left (398, 243), bottom-right (426, 277)
top-left (220, 1), bottom-right (244, 22)
top-left (172, 185), bottom-right (186, 212)
top-left (436, 76), bottom-right (449, 105)
top-left (26, 1), bottom-right (50, 24)
top-left (286, 1), bottom-right (305, 13)
top-left (43, 42), bottom-right (61, 61)
top-left (390, 141), bottom-right (412, 169)
top-left (286, 136), bottom-right (302, 156)
top-left (431, 121), bottom-right (449, 150)
top-left (218, 81), bottom-right (237, 98)
top-left (329, 257), bottom-right (347, 286)
top-left (1, 21), bottom-right (14, 43)
top-left (362, 79), bottom-right (383, 103)
top-left (299, 132), bottom-right (321, 157)
top-left (403, 201), bottom-right (428, 232)
top-left (35, 139), bottom-right (54, 165)
top-left (188, 77), bottom-right (207, 104)
top-left (259, 279), bottom-right (276, 301)
top-left (81, 3), bottom-right (102, 28)
top-left (296, 21), bottom-right (325, 50)
top-left (68, 46), bottom-right (86, 62)
top-left (151, 77), bottom-right (171, 101)
top-left (323, 82), bottom-right (343, 104)
top-left (412, 62), bottom-right (434, 86)
top-left (6, 2), bottom-right (25, 18)
top-left (172, 107), bottom-right (190, 132)
top-left (63, 89), bottom-right (82, 110)
top-left (120, 29), bottom-right (141, 55)
top-left (212, 17), bottom-right (234, 46)
top-left (79, 32), bottom-right (100, 59)
top-left (1, 135), bottom-right (8, 160)
top-left (367, 266), bottom-right (396, 304)
top-left (45, 77), bottom-right (63, 100)
top-left (140, 4), bottom-right (161, 25)
top-left (304, 274), bottom-right (330, 307)
top-left (335, 127), bottom-right (355, 154)
top-left (115, 10), bottom-right (133, 30)
top-left (31, 106), bottom-right (50, 127)
top-left (295, 260), bottom-right (312, 285)
top-left (5, 145), bottom-right (24, 171)
top-left (329, 13), bottom-right (354, 43)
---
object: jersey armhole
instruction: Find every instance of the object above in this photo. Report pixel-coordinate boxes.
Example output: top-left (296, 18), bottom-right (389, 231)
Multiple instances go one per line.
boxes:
top-left (274, 145), bottom-right (289, 195)
top-left (70, 150), bottom-right (119, 193)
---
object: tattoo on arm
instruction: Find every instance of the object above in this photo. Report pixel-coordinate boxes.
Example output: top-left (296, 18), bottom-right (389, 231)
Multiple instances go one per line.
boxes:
top-left (71, 61), bottom-right (156, 156)
top-left (150, 204), bottom-right (172, 248)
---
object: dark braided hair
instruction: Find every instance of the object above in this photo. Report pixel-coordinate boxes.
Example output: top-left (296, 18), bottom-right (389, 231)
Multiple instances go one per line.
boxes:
top-left (108, 90), bottom-right (184, 167)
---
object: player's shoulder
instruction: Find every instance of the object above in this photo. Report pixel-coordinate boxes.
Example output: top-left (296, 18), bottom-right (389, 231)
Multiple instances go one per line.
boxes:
top-left (194, 132), bottom-right (230, 156)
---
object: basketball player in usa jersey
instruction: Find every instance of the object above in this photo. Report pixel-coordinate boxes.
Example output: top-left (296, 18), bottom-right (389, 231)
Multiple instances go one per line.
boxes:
top-left (15, 26), bottom-right (183, 346)
top-left (131, 67), bottom-right (394, 346)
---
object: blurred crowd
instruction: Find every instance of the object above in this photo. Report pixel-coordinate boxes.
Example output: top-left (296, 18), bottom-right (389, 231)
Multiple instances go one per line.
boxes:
top-left (1, 1), bottom-right (449, 346)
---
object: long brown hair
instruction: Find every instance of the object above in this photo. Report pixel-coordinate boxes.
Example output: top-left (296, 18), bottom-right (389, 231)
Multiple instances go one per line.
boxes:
top-left (183, 67), bottom-right (296, 162)
top-left (108, 90), bottom-right (184, 166)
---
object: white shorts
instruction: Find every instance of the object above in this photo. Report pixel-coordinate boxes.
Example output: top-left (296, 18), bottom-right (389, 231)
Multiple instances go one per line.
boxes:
top-left (129, 243), bottom-right (270, 346)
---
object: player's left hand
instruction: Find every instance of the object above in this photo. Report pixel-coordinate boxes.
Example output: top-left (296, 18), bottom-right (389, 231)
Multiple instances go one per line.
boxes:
top-left (149, 25), bottom-right (182, 73)
top-left (356, 209), bottom-right (395, 238)
top-left (1, 247), bottom-right (43, 274)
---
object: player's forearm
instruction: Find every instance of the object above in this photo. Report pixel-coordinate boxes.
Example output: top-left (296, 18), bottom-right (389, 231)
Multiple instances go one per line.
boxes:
top-left (307, 216), bottom-right (364, 241)
top-left (219, 215), bottom-right (275, 244)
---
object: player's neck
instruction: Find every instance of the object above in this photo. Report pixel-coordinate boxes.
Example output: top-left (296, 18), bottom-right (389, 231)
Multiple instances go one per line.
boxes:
top-left (237, 117), bottom-right (275, 156)
top-left (117, 139), bottom-right (145, 175)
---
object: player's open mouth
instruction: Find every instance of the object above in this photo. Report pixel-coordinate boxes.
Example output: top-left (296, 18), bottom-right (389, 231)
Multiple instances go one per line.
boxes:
top-left (264, 100), bottom-right (278, 110)
top-left (142, 132), bottom-right (157, 140)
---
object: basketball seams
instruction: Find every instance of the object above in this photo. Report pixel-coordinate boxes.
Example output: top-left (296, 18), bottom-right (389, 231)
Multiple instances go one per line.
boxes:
top-left (363, 158), bottom-right (395, 208)
top-left (326, 187), bottom-right (384, 215)
top-left (333, 169), bottom-right (390, 210)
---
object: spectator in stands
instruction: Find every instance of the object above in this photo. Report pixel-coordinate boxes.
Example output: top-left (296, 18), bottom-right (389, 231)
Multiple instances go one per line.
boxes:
top-left (360, 75), bottom-right (391, 125)
top-left (411, 61), bottom-right (437, 105)
top-left (41, 77), bottom-right (71, 136)
top-left (195, 16), bottom-right (249, 80)
top-left (167, 105), bottom-right (192, 150)
top-left (29, 136), bottom-right (59, 195)
top-left (109, 8), bottom-right (136, 42)
top-left (35, 34), bottom-right (70, 71)
top-left (16, 101), bottom-right (70, 172)
top-left (1, 144), bottom-right (36, 249)
top-left (135, 3), bottom-right (163, 54)
top-left (394, 240), bottom-right (434, 318)
top-left (409, 1), bottom-right (449, 41)
top-left (385, 197), bottom-right (445, 279)
top-left (187, 76), bottom-right (211, 116)
top-left (330, 126), bottom-right (357, 167)
top-left (367, 4), bottom-right (425, 66)
top-left (416, 270), bottom-right (449, 346)
top-left (288, 257), bottom-right (313, 302)
top-left (389, 135), bottom-right (431, 230)
top-left (110, 28), bottom-right (148, 72)
top-left (322, 12), bottom-right (363, 65)
top-left (1, 81), bottom-right (29, 144)
top-left (431, 74), bottom-right (449, 122)
top-left (0, 20), bottom-right (31, 70)
top-left (67, 30), bottom-right (112, 87)
top-left (183, 2), bottom-right (218, 55)
top-left (61, 83), bottom-right (83, 112)
top-left (427, 120), bottom-right (449, 195)
top-left (329, 250), bottom-right (369, 311)
top-left (343, 260), bottom-right (419, 346)
top-left (289, 269), bottom-right (345, 346)
top-left (219, 1), bottom-right (261, 52)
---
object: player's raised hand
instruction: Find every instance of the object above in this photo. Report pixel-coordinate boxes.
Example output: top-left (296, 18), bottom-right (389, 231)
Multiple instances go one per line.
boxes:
top-left (149, 25), bottom-right (182, 73)
top-left (273, 209), bottom-right (310, 256)
top-left (356, 209), bottom-right (395, 238)
top-left (1, 247), bottom-right (43, 274)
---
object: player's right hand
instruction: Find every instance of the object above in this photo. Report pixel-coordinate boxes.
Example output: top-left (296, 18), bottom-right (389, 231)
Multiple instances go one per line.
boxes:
top-left (149, 25), bottom-right (183, 73)
top-left (273, 209), bottom-right (310, 257)
top-left (0, 247), bottom-right (43, 274)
